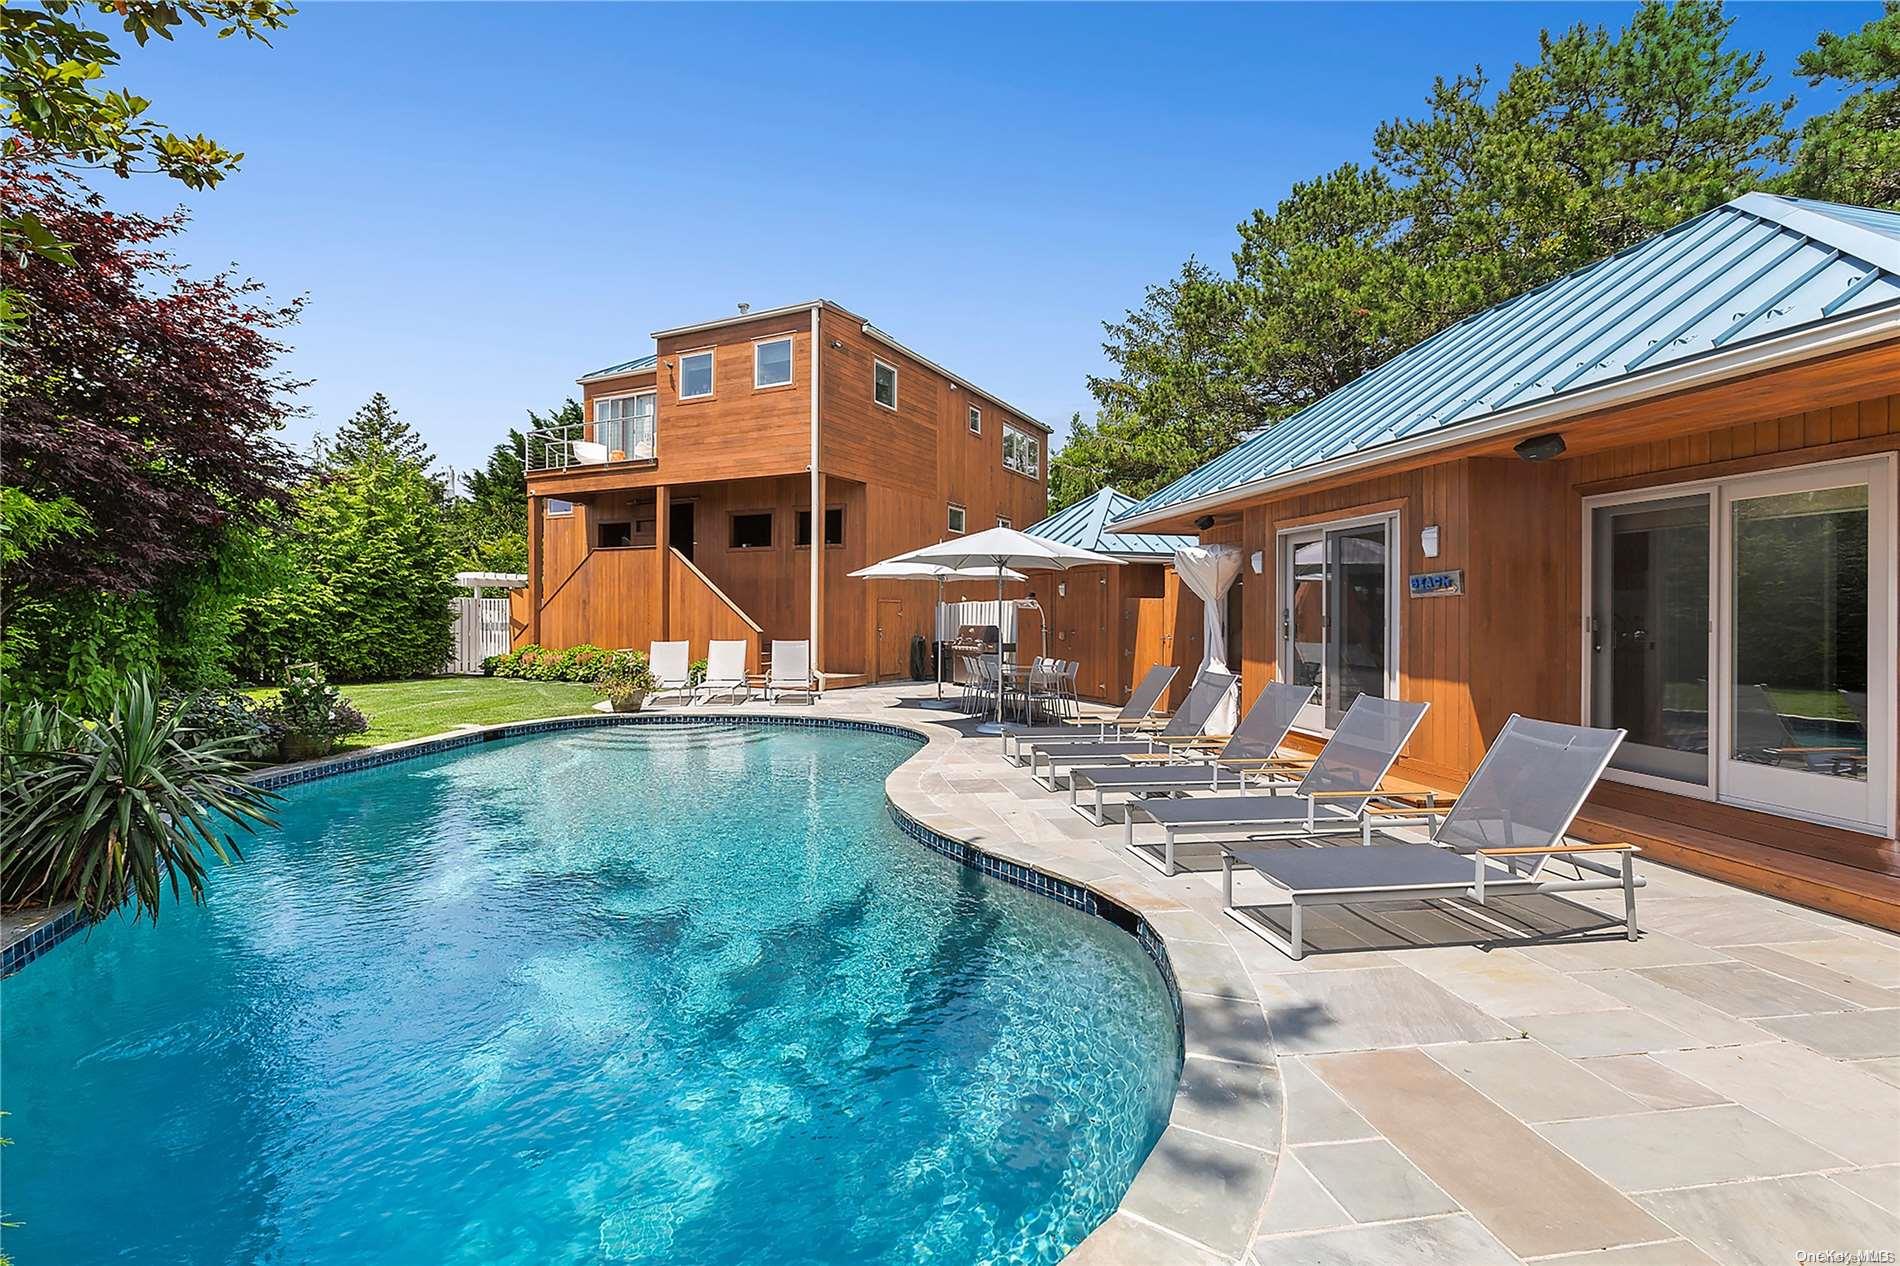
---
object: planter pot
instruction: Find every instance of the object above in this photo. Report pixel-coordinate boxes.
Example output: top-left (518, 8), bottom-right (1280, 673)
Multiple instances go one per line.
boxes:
top-left (282, 734), bottom-right (336, 762)
top-left (609, 692), bottom-right (646, 713)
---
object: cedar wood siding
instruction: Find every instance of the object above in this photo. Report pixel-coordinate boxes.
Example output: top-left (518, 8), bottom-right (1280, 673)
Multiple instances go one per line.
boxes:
top-left (818, 308), bottom-right (1048, 677)
top-left (528, 305), bottom-right (1048, 681)
top-left (1197, 349), bottom-right (1900, 927)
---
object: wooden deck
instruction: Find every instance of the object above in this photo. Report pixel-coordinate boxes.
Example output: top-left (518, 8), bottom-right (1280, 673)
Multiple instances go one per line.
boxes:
top-left (1575, 781), bottom-right (1900, 933)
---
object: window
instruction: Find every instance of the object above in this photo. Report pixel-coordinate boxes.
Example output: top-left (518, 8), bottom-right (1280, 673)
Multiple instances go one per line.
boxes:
top-left (594, 392), bottom-right (655, 460)
top-left (546, 499), bottom-right (573, 516)
top-left (597, 521), bottom-right (632, 548)
top-left (1003, 424), bottom-right (1040, 478)
top-left (679, 350), bottom-right (714, 399)
top-left (729, 511), bottom-right (773, 549)
top-left (947, 503), bottom-right (966, 534)
top-left (968, 404), bottom-right (982, 434)
top-left (996, 515), bottom-right (1012, 529)
top-left (795, 506), bottom-right (845, 548)
top-left (874, 359), bottom-right (898, 410)
top-left (754, 336), bottom-right (793, 389)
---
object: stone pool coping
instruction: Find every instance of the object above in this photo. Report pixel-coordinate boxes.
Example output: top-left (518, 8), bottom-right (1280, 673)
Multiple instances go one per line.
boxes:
top-left (5, 702), bottom-right (1278, 1263)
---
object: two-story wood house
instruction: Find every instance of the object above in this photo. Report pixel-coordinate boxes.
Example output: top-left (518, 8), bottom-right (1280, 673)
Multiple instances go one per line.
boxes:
top-left (519, 300), bottom-right (1051, 686)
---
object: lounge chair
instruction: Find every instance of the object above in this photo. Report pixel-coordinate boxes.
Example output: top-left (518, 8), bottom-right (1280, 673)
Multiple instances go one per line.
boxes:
top-left (696, 640), bottom-right (750, 705)
top-left (1066, 682), bottom-right (1315, 825)
top-left (1001, 664), bottom-right (1179, 763)
top-left (1122, 695), bottom-right (1430, 875)
top-left (766, 639), bottom-right (815, 704)
top-left (1025, 670), bottom-right (1236, 790)
top-left (1221, 715), bottom-right (1642, 960)
top-left (1734, 682), bottom-right (1866, 776)
top-left (648, 640), bottom-right (693, 706)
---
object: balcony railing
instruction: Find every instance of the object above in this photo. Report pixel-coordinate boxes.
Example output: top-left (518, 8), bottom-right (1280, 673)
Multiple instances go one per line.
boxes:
top-left (525, 420), bottom-right (657, 473)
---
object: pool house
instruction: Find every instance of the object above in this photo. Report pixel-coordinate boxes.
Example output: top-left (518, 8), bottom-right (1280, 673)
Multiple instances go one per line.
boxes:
top-left (1109, 193), bottom-right (1900, 929)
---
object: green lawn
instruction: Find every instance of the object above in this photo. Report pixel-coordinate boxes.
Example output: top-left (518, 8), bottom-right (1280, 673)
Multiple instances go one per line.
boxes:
top-left (1660, 682), bottom-right (1860, 721)
top-left (246, 677), bottom-right (600, 750)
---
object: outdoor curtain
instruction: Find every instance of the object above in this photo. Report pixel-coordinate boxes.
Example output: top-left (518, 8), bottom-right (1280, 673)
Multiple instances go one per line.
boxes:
top-left (1172, 543), bottom-right (1244, 735)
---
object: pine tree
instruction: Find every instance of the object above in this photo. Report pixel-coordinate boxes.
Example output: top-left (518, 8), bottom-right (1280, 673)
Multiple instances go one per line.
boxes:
top-left (325, 393), bottom-right (435, 473)
top-left (1778, 3), bottom-right (1900, 207)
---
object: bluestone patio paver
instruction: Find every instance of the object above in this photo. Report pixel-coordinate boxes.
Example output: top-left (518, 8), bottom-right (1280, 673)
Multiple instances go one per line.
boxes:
top-left (641, 685), bottom-right (1900, 1265)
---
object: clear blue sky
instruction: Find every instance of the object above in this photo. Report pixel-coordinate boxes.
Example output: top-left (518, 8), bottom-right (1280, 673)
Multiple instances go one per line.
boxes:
top-left (105, 1), bottom-right (1873, 479)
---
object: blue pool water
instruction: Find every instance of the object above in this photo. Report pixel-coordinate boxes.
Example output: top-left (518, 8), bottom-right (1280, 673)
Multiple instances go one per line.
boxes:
top-left (2, 723), bottom-right (1179, 1265)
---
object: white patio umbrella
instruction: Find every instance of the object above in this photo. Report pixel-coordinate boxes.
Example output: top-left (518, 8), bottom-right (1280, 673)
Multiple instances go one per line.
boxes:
top-left (884, 527), bottom-right (1123, 735)
top-left (846, 560), bottom-right (1026, 707)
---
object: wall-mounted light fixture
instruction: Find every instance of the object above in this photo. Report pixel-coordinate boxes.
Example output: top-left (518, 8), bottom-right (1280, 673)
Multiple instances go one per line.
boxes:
top-left (1513, 432), bottom-right (1566, 462)
top-left (828, 339), bottom-right (843, 350)
top-left (1194, 514), bottom-right (1216, 531)
top-left (1057, 581), bottom-right (1066, 597)
top-left (1250, 550), bottom-right (1264, 574)
top-left (1421, 525), bottom-right (1440, 559)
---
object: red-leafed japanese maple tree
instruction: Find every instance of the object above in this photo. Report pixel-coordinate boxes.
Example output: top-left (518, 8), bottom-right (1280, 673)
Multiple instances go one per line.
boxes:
top-left (1, 164), bottom-right (305, 698)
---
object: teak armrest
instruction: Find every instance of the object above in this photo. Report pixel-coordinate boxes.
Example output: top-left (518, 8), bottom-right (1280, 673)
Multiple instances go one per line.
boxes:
top-left (1476, 841), bottom-right (1640, 857)
top-left (1216, 755), bottom-right (1313, 767)
top-left (1120, 751), bottom-right (1178, 764)
top-left (1304, 787), bottom-right (1392, 799)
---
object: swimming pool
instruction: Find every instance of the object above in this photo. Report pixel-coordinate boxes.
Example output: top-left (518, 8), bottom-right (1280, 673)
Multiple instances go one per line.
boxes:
top-left (2, 721), bottom-right (1180, 1265)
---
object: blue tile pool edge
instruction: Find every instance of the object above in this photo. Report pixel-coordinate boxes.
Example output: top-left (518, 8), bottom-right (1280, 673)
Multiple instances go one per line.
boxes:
top-left (0, 904), bottom-right (83, 977)
top-left (5, 712), bottom-right (1189, 1051)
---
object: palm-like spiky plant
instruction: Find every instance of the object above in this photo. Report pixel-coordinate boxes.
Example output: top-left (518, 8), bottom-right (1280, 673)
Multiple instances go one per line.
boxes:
top-left (2, 677), bottom-right (280, 922)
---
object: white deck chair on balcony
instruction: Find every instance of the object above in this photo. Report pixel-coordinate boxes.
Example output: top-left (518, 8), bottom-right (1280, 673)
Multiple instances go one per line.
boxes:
top-left (1066, 682), bottom-right (1314, 825)
top-left (1024, 670), bottom-right (1236, 790)
top-left (1122, 694), bottom-right (1430, 875)
top-left (1001, 664), bottom-right (1179, 763)
top-left (766, 640), bottom-right (815, 704)
top-left (696, 640), bottom-right (750, 705)
top-left (647, 640), bottom-right (693, 707)
top-left (1221, 715), bottom-right (1641, 960)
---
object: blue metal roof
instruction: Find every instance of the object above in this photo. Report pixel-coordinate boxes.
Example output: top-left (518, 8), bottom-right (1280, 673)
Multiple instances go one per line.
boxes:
top-left (1114, 193), bottom-right (1900, 529)
top-left (580, 353), bottom-right (657, 382)
top-left (1025, 486), bottom-right (1195, 559)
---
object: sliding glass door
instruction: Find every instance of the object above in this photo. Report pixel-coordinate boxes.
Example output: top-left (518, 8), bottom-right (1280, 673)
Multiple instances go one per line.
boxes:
top-left (1721, 471), bottom-right (1883, 827)
top-left (1587, 494), bottom-right (1713, 786)
top-left (1586, 458), bottom-right (1892, 833)
top-left (1280, 516), bottom-right (1396, 731)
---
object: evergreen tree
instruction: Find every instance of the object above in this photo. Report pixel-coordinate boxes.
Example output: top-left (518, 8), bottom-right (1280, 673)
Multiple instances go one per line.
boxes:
top-left (1779, 4), bottom-right (1900, 207)
top-left (237, 455), bottom-right (456, 682)
top-left (324, 392), bottom-right (435, 473)
top-left (1054, 0), bottom-right (1797, 504)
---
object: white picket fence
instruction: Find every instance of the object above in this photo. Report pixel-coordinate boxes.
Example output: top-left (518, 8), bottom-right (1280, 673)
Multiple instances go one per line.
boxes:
top-left (443, 597), bottom-right (512, 675)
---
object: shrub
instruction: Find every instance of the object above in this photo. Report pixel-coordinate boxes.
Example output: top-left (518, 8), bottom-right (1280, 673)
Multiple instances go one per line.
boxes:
top-left (262, 663), bottom-right (369, 760)
top-left (487, 643), bottom-right (616, 683)
top-left (1, 677), bottom-right (281, 922)
top-left (689, 658), bottom-right (708, 688)
top-left (167, 687), bottom-right (284, 760)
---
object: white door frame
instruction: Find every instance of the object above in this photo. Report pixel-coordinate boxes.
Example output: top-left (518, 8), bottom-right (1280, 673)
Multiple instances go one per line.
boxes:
top-left (1580, 452), bottom-right (1895, 835)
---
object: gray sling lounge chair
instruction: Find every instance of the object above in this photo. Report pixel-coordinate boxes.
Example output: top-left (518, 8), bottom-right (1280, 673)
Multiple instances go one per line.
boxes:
top-left (1222, 715), bottom-right (1642, 960)
top-left (1002, 664), bottom-right (1179, 764)
top-left (1066, 682), bottom-right (1314, 825)
top-left (1025, 670), bottom-right (1236, 790)
top-left (1122, 695), bottom-right (1430, 875)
